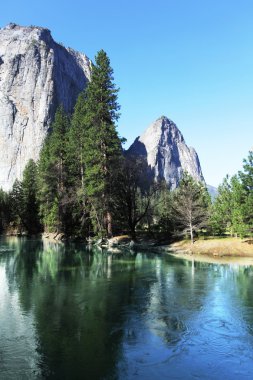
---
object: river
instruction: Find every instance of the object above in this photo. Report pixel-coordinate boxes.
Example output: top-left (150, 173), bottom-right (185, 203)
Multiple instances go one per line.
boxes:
top-left (0, 236), bottom-right (253, 379)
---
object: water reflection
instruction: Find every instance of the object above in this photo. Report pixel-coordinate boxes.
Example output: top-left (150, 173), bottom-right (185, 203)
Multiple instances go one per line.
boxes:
top-left (1, 237), bottom-right (253, 379)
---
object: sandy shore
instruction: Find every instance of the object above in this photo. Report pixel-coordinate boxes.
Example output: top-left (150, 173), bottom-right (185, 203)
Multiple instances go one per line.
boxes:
top-left (164, 237), bottom-right (253, 265)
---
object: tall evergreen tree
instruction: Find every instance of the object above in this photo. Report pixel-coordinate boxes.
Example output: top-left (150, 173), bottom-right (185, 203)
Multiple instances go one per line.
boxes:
top-left (67, 91), bottom-right (87, 188)
top-left (239, 150), bottom-right (253, 233)
top-left (21, 159), bottom-right (41, 234)
top-left (155, 182), bottom-right (175, 237)
top-left (230, 175), bottom-right (248, 237)
top-left (38, 106), bottom-right (70, 233)
top-left (82, 50), bottom-right (123, 237)
top-left (9, 179), bottom-right (25, 231)
top-left (65, 92), bottom-right (92, 237)
top-left (210, 174), bottom-right (247, 237)
top-left (210, 175), bottom-right (232, 235)
top-left (9, 160), bottom-right (40, 234)
top-left (0, 188), bottom-right (11, 232)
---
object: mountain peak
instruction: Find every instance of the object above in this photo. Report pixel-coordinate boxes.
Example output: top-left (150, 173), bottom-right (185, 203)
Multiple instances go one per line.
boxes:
top-left (157, 115), bottom-right (173, 123)
top-left (127, 116), bottom-right (204, 189)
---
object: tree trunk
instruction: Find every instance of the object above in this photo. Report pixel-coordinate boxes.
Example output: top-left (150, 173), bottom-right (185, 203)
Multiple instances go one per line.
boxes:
top-left (106, 211), bottom-right (112, 238)
top-left (130, 227), bottom-right (136, 241)
top-left (190, 223), bottom-right (194, 244)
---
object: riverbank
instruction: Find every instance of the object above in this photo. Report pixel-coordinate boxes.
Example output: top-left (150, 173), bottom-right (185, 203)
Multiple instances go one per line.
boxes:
top-left (4, 232), bottom-right (253, 265)
top-left (164, 237), bottom-right (253, 265)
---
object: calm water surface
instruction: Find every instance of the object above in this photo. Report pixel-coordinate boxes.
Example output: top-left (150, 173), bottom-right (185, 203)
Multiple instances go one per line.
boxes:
top-left (1, 237), bottom-right (253, 379)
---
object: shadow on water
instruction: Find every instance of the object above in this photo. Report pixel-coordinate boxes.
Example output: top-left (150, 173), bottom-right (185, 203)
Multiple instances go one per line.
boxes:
top-left (1, 237), bottom-right (253, 379)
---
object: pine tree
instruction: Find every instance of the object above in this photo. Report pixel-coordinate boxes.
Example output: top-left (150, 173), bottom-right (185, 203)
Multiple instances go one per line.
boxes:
top-left (65, 92), bottom-right (92, 237)
top-left (210, 175), bottom-right (232, 235)
top-left (67, 92), bottom-right (87, 188)
top-left (239, 151), bottom-right (253, 234)
top-left (82, 50), bottom-right (123, 237)
top-left (0, 189), bottom-right (11, 231)
top-left (230, 175), bottom-right (248, 237)
top-left (8, 161), bottom-right (41, 234)
top-left (21, 159), bottom-right (41, 234)
top-left (210, 174), bottom-right (248, 237)
top-left (156, 181), bottom-right (175, 237)
top-left (9, 179), bottom-right (24, 231)
top-left (38, 106), bottom-right (70, 233)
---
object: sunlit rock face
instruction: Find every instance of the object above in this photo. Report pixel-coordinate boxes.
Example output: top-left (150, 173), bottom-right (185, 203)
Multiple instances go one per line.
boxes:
top-left (0, 23), bottom-right (91, 191)
top-left (127, 116), bottom-right (204, 189)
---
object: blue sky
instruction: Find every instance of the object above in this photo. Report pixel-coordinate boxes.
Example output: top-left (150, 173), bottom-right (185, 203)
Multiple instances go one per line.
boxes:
top-left (1, 0), bottom-right (252, 187)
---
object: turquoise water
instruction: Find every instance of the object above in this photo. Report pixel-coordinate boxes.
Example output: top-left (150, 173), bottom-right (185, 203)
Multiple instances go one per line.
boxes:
top-left (1, 237), bottom-right (253, 379)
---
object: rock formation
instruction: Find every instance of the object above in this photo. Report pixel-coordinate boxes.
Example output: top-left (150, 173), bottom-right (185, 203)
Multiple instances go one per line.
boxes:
top-left (127, 116), bottom-right (204, 189)
top-left (0, 23), bottom-right (91, 191)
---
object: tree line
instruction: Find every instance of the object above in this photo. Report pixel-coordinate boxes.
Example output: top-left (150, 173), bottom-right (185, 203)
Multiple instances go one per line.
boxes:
top-left (0, 50), bottom-right (252, 243)
top-left (210, 151), bottom-right (253, 238)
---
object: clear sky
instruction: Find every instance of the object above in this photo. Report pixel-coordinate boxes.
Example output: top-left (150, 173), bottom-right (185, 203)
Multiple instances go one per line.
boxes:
top-left (1, 0), bottom-right (252, 187)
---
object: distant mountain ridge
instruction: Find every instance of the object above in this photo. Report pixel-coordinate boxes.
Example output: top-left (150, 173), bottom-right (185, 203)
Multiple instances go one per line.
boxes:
top-left (127, 116), bottom-right (204, 189)
top-left (206, 184), bottom-right (218, 200)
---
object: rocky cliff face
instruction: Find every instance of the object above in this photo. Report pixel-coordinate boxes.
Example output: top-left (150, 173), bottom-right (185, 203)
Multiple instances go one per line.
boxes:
top-left (0, 23), bottom-right (91, 191)
top-left (127, 116), bottom-right (204, 189)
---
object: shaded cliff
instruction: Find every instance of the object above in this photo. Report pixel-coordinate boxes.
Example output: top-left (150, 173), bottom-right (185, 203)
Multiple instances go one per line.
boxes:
top-left (0, 23), bottom-right (91, 190)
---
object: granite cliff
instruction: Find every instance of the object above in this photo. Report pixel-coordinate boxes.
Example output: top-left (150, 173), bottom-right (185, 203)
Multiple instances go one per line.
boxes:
top-left (0, 23), bottom-right (91, 190)
top-left (0, 24), bottom-right (205, 192)
top-left (127, 116), bottom-right (204, 189)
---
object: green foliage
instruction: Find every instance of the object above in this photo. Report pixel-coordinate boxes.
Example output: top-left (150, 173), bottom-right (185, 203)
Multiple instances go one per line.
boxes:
top-left (210, 175), bottom-right (232, 235)
top-left (155, 182), bottom-right (175, 236)
top-left (115, 156), bottom-right (156, 238)
top-left (239, 151), bottom-right (253, 233)
top-left (9, 179), bottom-right (23, 228)
top-left (0, 188), bottom-right (11, 231)
top-left (230, 175), bottom-right (248, 237)
top-left (82, 50), bottom-right (123, 237)
top-left (211, 154), bottom-right (253, 238)
top-left (7, 49), bottom-right (253, 243)
top-left (38, 106), bottom-right (70, 232)
top-left (8, 160), bottom-right (41, 234)
top-left (35, 50), bottom-right (124, 238)
top-left (67, 91), bottom-right (87, 187)
top-left (21, 159), bottom-right (41, 233)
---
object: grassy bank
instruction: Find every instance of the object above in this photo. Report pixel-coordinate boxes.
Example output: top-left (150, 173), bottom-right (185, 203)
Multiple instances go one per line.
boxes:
top-left (166, 237), bottom-right (253, 263)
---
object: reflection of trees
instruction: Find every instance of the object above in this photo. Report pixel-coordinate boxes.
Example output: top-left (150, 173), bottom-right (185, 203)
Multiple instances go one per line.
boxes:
top-left (5, 237), bottom-right (253, 378)
top-left (235, 266), bottom-right (253, 332)
top-left (1, 238), bottom-right (140, 379)
top-left (1, 237), bottom-right (44, 312)
top-left (236, 266), bottom-right (253, 305)
top-left (1, 239), bottom-right (213, 377)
